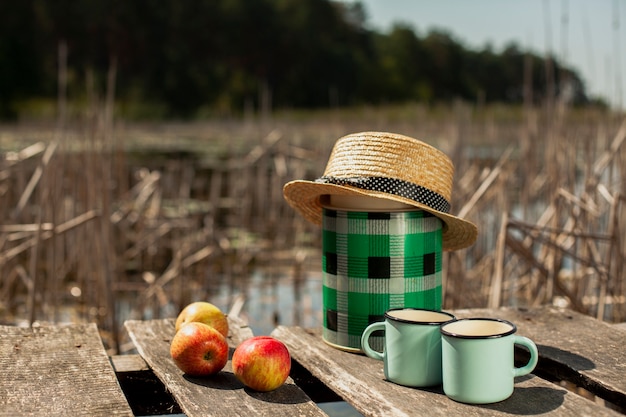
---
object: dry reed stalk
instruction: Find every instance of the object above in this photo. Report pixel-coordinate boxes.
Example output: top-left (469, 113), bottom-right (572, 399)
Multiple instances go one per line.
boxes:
top-left (0, 211), bottom-right (99, 267)
top-left (493, 113), bottom-right (626, 319)
top-left (56, 41), bottom-right (67, 130)
top-left (1, 103), bottom-right (624, 352)
top-left (490, 212), bottom-right (508, 308)
top-left (457, 145), bottom-right (513, 219)
top-left (13, 142), bottom-right (57, 220)
top-left (0, 224), bottom-right (55, 232)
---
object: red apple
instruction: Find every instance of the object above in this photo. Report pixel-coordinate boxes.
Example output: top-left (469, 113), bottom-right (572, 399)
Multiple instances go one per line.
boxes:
top-left (170, 322), bottom-right (229, 376)
top-left (175, 301), bottom-right (229, 338)
top-left (232, 336), bottom-right (291, 392)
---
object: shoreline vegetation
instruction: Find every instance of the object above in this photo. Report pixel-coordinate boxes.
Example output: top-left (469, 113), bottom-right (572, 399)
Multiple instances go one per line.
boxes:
top-left (0, 102), bottom-right (624, 354)
top-left (2, 0), bottom-right (604, 121)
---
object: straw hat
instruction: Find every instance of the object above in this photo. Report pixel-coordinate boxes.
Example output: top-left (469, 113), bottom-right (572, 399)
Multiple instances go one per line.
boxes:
top-left (283, 131), bottom-right (477, 251)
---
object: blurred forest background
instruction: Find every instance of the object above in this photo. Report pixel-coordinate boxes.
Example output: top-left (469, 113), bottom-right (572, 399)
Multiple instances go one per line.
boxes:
top-left (0, 0), bottom-right (624, 355)
top-left (0, 0), bottom-right (606, 120)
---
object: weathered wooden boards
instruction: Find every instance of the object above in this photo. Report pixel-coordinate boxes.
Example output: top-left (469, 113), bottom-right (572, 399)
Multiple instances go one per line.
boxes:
top-left (124, 315), bottom-right (327, 417)
top-left (2, 306), bottom-right (623, 416)
top-left (272, 306), bottom-right (625, 417)
top-left (0, 323), bottom-right (133, 417)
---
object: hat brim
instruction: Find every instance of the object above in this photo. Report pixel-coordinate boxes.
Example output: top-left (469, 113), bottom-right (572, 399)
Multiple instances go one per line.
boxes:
top-left (283, 180), bottom-right (477, 251)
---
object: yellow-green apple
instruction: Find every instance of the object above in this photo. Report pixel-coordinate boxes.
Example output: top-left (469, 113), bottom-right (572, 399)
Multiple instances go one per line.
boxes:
top-left (170, 322), bottom-right (229, 376)
top-left (232, 336), bottom-right (291, 392)
top-left (175, 301), bottom-right (229, 338)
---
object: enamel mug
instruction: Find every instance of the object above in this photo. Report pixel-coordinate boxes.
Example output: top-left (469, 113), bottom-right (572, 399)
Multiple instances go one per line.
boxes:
top-left (440, 318), bottom-right (539, 404)
top-left (361, 308), bottom-right (455, 387)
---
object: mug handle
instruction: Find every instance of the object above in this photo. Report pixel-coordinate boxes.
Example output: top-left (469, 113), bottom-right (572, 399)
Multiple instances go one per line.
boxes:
top-left (360, 322), bottom-right (386, 361)
top-left (513, 335), bottom-right (539, 377)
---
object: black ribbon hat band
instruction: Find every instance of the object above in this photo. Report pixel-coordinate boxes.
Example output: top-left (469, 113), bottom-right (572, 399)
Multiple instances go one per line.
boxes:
top-left (315, 176), bottom-right (451, 214)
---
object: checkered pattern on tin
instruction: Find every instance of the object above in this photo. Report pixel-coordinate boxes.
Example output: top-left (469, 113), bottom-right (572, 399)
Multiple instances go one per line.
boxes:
top-left (322, 208), bottom-right (443, 350)
top-left (323, 210), bottom-right (442, 282)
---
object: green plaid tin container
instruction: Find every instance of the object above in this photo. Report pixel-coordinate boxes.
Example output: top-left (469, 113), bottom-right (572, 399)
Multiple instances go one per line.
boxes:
top-left (322, 207), bottom-right (443, 352)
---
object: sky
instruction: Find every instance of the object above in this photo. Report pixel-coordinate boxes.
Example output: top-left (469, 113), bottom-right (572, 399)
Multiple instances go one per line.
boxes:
top-left (344, 0), bottom-right (625, 110)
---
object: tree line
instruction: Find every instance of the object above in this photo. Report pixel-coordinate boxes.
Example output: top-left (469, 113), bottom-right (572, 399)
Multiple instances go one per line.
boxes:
top-left (0, 0), bottom-right (598, 120)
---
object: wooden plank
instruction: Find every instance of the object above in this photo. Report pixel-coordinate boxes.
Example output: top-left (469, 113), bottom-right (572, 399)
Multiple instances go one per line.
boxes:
top-left (271, 325), bottom-right (622, 417)
top-left (109, 353), bottom-right (150, 373)
top-left (0, 323), bottom-right (133, 417)
top-left (452, 306), bottom-right (626, 407)
top-left (124, 315), bottom-right (327, 417)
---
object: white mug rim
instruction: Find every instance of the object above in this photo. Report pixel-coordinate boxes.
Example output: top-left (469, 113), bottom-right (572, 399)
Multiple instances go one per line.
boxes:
top-left (384, 308), bottom-right (456, 325)
top-left (440, 317), bottom-right (517, 339)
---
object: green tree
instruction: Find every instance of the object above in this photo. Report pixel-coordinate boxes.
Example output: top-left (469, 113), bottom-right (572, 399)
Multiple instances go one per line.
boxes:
top-left (0, 0), bottom-right (593, 120)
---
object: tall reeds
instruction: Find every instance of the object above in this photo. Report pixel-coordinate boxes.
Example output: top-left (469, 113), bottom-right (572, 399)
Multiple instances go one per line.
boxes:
top-left (0, 100), bottom-right (624, 353)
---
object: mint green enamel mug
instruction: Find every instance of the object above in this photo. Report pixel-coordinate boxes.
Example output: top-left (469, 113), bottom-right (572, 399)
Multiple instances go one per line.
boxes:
top-left (440, 318), bottom-right (539, 404)
top-left (361, 308), bottom-right (455, 387)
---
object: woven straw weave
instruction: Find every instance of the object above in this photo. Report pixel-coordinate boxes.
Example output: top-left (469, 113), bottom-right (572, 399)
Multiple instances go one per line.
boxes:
top-left (324, 132), bottom-right (454, 201)
top-left (283, 132), bottom-right (477, 251)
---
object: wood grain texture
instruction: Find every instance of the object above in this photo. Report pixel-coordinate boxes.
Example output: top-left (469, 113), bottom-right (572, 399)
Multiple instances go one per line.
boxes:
top-left (124, 316), bottom-right (327, 417)
top-left (272, 315), bottom-right (623, 417)
top-left (0, 323), bottom-right (133, 417)
top-left (109, 353), bottom-right (150, 373)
